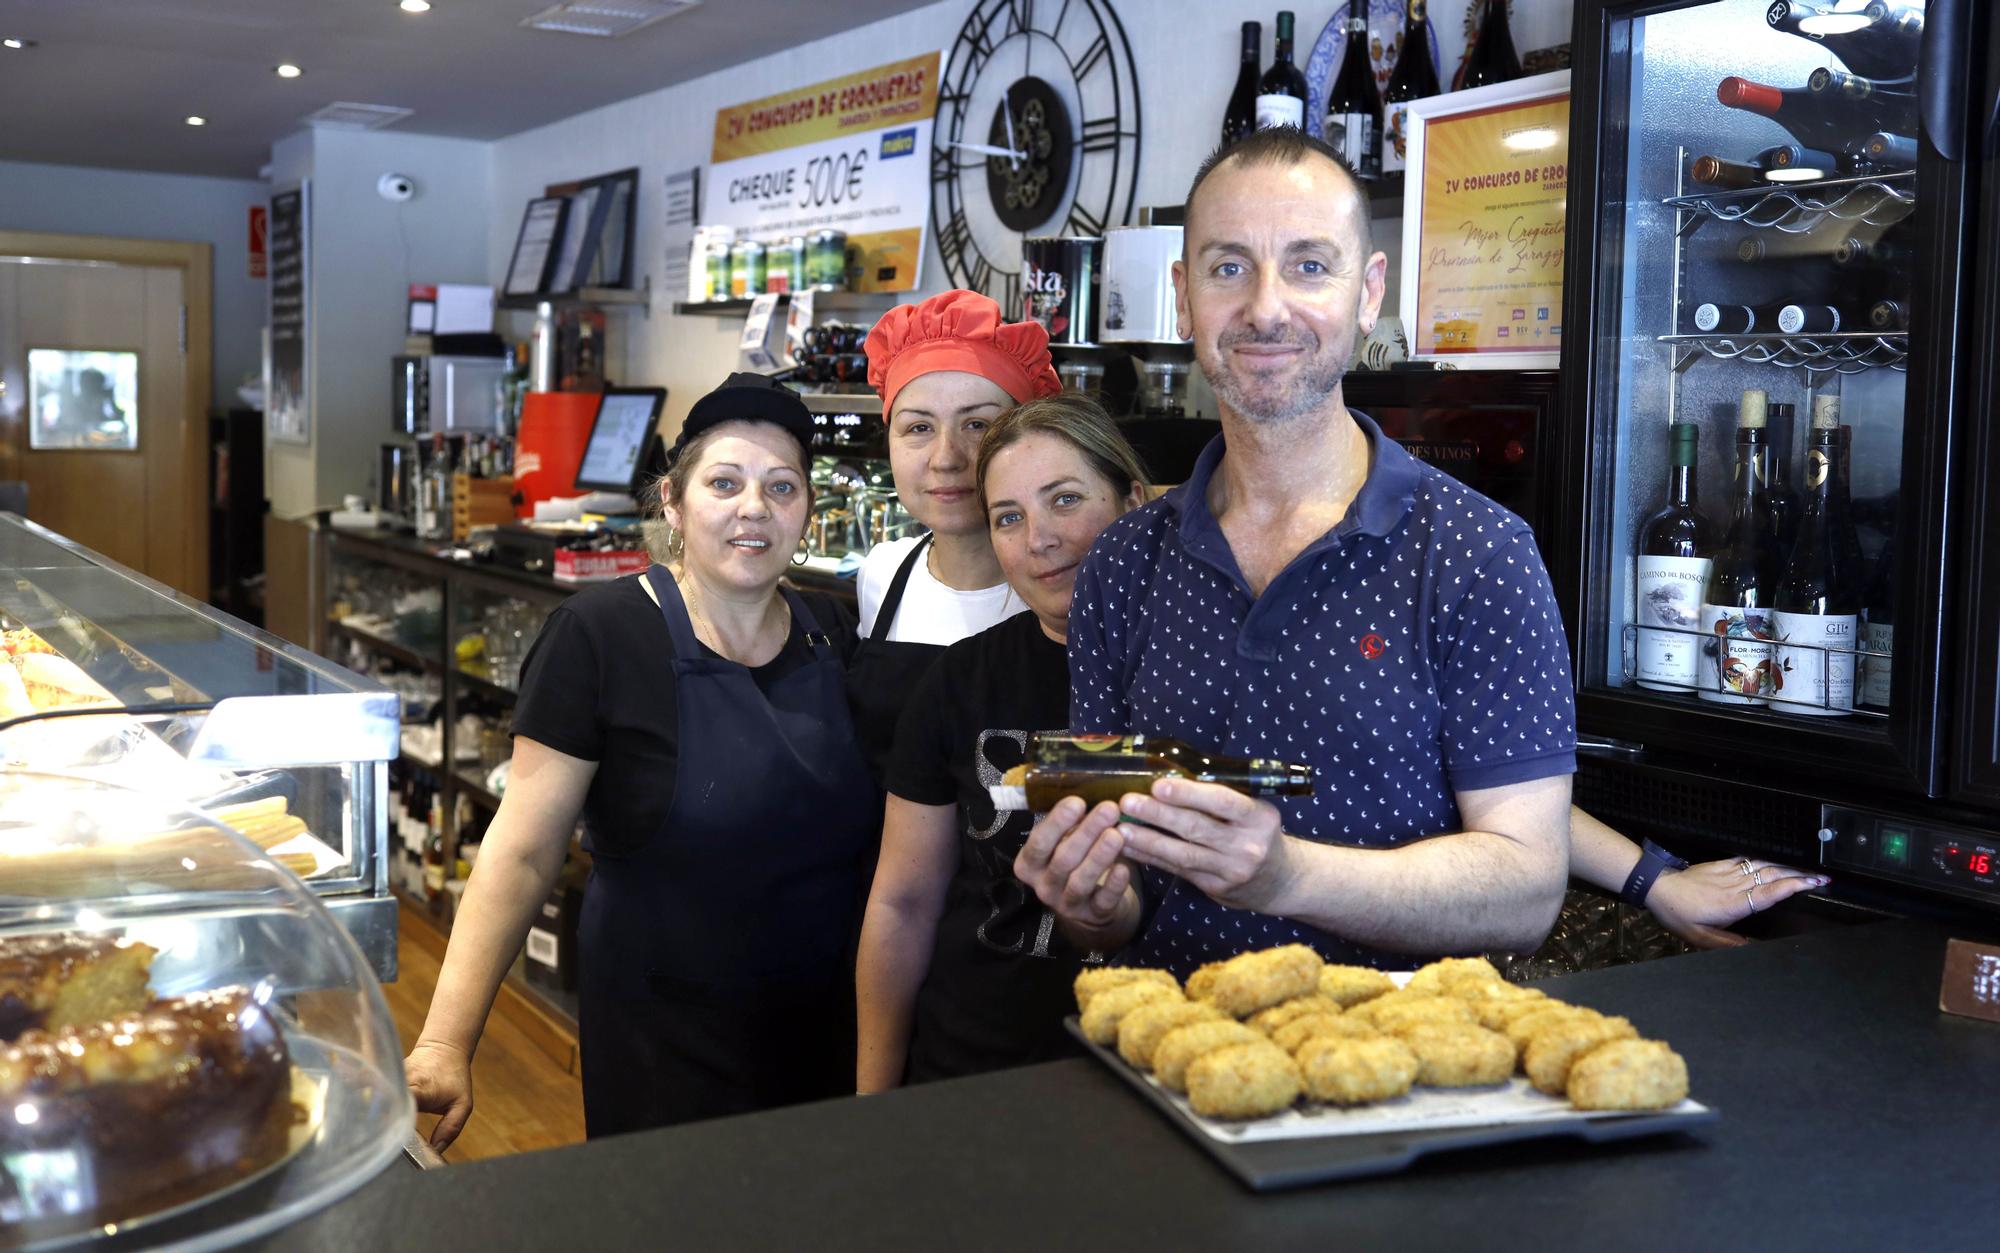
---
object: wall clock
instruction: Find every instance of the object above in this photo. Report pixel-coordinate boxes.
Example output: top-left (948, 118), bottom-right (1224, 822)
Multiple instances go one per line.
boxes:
top-left (930, 0), bottom-right (1141, 319)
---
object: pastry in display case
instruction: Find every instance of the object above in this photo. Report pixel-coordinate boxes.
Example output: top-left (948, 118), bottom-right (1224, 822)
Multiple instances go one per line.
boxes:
top-left (0, 772), bottom-right (410, 1251)
top-left (0, 516), bottom-right (400, 979)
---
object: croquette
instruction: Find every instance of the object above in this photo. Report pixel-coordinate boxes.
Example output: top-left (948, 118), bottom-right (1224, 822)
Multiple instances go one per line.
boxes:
top-left (1299, 1034), bottom-right (1420, 1106)
top-left (1117, 998), bottom-right (1225, 1070)
top-left (1185, 1041), bottom-right (1302, 1119)
top-left (1524, 1016), bottom-right (1642, 1095)
top-left (1209, 945), bottom-right (1324, 1017)
top-left (1152, 1020), bottom-right (1263, 1092)
top-left (1073, 966), bottom-right (1178, 1013)
top-left (1080, 980), bottom-right (1181, 1045)
top-left (1567, 1039), bottom-right (1690, 1111)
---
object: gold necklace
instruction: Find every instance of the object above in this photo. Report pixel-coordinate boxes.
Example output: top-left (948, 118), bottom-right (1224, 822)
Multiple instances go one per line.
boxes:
top-left (676, 571), bottom-right (788, 663)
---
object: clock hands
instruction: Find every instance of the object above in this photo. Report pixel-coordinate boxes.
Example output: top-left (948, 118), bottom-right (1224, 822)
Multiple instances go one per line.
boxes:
top-left (1001, 95), bottom-right (1022, 172)
top-left (949, 139), bottom-right (1030, 162)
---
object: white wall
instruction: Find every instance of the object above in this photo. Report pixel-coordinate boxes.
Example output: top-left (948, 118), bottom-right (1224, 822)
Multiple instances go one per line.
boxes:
top-left (487, 0), bottom-right (1572, 435)
top-left (0, 158), bottom-right (266, 412)
top-left (267, 129), bottom-right (494, 517)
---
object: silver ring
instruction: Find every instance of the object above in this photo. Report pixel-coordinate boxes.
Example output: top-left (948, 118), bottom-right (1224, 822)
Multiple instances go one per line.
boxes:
top-left (1737, 858), bottom-right (1755, 878)
top-left (1752, 867), bottom-right (1765, 886)
top-left (1744, 886), bottom-right (1760, 913)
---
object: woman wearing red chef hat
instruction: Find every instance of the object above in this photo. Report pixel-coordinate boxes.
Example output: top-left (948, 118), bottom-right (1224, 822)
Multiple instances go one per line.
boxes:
top-left (844, 289), bottom-right (1061, 782)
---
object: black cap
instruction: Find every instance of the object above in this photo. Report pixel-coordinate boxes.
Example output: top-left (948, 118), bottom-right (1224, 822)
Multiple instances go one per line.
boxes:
top-left (669, 372), bottom-right (813, 466)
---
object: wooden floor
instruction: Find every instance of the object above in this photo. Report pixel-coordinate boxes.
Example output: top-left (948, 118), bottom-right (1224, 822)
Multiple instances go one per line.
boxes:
top-left (383, 901), bottom-right (587, 1162)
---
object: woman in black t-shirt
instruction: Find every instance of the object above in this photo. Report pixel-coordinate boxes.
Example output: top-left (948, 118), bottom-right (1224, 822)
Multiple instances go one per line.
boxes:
top-left (406, 375), bottom-right (878, 1146)
top-left (855, 394), bottom-right (1148, 1088)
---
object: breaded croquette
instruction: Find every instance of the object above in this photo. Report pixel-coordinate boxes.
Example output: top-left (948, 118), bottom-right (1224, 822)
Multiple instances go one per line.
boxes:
top-left (1354, 994), bottom-right (1478, 1034)
top-left (1185, 1041), bottom-right (1302, 1119)
top-left (1209, 945), bottom-right (1324, 1018)
top-left (1316, 964), bottom-right (1397, 1008)
top-left (1299, 1035), bottom-right (1420, 1106)
top-left (1246, 994), bottom-right (1342, 1036)
top-left (1567, 1039), bottom-right (1690, 1111)
top-left (1524, 1016), bottom-right (1641, 1095)
top-left (1398, 1023), bottom-right (1516, 1087)
top-left (1081, 980), bottom-right (1181, 1045)
top-left (1184, 961), bottom-right (1229, 1001)
top-left (1073, 966), bottom-right (1178, 1013)
top-left (1501, 1004), bottom-right (1600, 1052)
top-left (1117, 999), bottom-right (1225, 1070)
top-left (1271, 1012), bottom-right (1371, 1055)
top-left (1405, 956), bottom-right (1504, 997)
top-left (1152, 1020), bottom-right (1262, 1092)
top-left (1474, 989), bottom-right (1555, 1031)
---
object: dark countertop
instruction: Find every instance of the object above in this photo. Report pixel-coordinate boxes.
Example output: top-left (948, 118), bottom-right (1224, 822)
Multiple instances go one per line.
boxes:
top-left (225, 917), bottom-right (1997, 1252)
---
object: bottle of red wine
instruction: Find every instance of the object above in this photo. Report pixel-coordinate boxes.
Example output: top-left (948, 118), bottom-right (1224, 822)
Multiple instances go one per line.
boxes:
top-left (1859, 131), bottom-right (1919, 169)
top-left (1766, 401), bottom-right (1802, 557)
top-left (1256, 10), bottom-right (1309, 131)
top-left (1718, 76), bottom-right (1884, 158)
top-left (1758, 143), bottom-right (1846, 180)
top-left (1326, 14), bottom-right (1383, 179)
top-left (1382, 0), bottom-right (1439, 176)
top-left (1773, 397), bottom-right (1863, 717)
top-left (1457, 0), bottom-right (1520, 91)
top-left (1701, 390), bottom-right (1782, 705)
top-left (1223, 21), bottom-right (1264, 144)
top-left (1636, 422), bottom-right (1716, 693)
top-left (1807, 68), bottom-right (1917, 137)
top-left (1766, 0), bottom-right (1923, 81)
top-left (1833, 226), bottom-right (1911, 269)
top-left (1692, 301), bottom-right (1788, 334)
top-left (1860, 526), bottom-right (1896, 709)
top-left (1690, 155), bottom-right (1767, 190)
top-left (1778, 303), bottom-right (1846, 333)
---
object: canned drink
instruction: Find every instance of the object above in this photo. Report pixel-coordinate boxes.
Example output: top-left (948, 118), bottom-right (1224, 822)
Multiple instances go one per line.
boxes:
top-left (807, 229), bottom-right (849, 290)
top-left (731, 239), bottom-right (768, 298)
top-left (768, 236), bottom-right (807, 296)
top-left (705, 240), bottom-right (731, 301)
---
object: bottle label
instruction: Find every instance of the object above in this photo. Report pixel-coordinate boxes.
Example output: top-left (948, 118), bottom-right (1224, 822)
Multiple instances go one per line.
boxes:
top-left (1862, 619), bottom-right (1894, 708)
top-left (1383, 102), bottom-right (1410, 173)
top-left (1256, 93), bottom-right (1305, 130)
top-left (1637, 556), bottom-right (1711, 691)
top-left (1772, 610), bottom-right (1858, 716)
top-left (1327, 111), bottom-right (1380, 178)
top-left (1698, 603), bottom-right (1775, 705)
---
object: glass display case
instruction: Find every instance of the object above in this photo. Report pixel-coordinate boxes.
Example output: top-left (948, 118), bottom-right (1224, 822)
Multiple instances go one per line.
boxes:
top-left (0, 772), bottom-right (409, 1251)
top-left (0, 515), bottom-right (399, 978)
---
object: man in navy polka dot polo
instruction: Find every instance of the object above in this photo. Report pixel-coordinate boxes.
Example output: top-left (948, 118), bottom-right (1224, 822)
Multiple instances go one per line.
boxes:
top-left (1012, 128), bottom-right (1577, 977)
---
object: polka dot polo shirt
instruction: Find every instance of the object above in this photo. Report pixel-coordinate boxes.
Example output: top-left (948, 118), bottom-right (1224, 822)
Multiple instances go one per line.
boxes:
top-left (1067, 414), bottom-right (1577, 977)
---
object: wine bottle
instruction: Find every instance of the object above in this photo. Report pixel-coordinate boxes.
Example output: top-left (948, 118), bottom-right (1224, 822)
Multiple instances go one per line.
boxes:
top-left (1860, 528), bottom-right (1896, 709)
top-left (1765, 0), bottom-right (1923, 81)
top-left (1718, 77), bottom-right (1883, 159)
top-left (1326, 14), bottom-right (1384, 179)
top-left (1869, 299), bottom-right (1909, 330)
top-left (1256, 10), bottom-right (1309, 131)
top-left (1807, 68), bottom-right (1917, 137)
top-left (1457, 0), bottom-right (1520, 91)
top-left (1692, 302), bottom-right (1788, 334)
top-left (1773, 397), bottom-right (1862, 717)
top-left (1860, 131), bottom-right (1919, 169)
top-left (1833, 228), bottom-right (1911, 269)
top-left (1223, 21), bottom-right (1263, 144)
top-left (1757, 143), bottom-right (1845, 181)
top-left (1691, 155), bottom-right (1767, 190)
top-left (1382, 0), bottom-right (1439, 176)
top-left (1778, 304), bottom-right (1845, 333)
top-left (1701, 390), bottom-right (1782, 706)
top-left (1766, 402), bottom-right (1802, 557)
top-left (1636, 422), bottom-right (1716, 693)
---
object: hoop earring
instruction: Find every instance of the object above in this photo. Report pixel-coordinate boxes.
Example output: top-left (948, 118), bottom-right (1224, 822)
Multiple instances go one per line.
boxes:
top-left (666, 528), bottom-right (685, 563)
top-left (793, 536), bottom-right (810, 566)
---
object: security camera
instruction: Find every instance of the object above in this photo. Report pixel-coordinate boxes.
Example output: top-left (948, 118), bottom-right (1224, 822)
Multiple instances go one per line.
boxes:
top-left (377, 173), bottom-right (416, 203)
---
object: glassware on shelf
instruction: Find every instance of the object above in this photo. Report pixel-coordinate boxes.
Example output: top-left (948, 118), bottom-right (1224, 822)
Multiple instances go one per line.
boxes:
top-left (479, 598), bottom-right (539, 691)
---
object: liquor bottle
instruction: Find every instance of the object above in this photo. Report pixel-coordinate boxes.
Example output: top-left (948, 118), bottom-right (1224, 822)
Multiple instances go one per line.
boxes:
top-left (1222, 21), bottom-right (1263, 144)
top-left (1773, 398), bottom-right (1862, 717)
top-left (1691, 302), bottom-right (1788, 334)
top-left (989, 732), bottom-right (1314, 812)
top-left (1255, 10), bottom-right (1309, 131)
top-left (1456, 0), bottom-right (1519, 91)
top-left (1765, 0), bottom-right (1923, 82)
top-left (1690, 155), bottom-right (1766, 190)
top-left (1806, 68), bottom-right (1917, 138)
top-left (1326, 14), bottom-right (1383, 179)
top-left (1860, 529), bottom-right (1896, 709)
top-left (1766, 402), bottom-right (1802, 556)
top-left (1869, 299), bottom-right (1910, 330)
top-left (1701, 390), bottom-right (1782, 705)
top-left (1636, 423), bottom-right (1716, 693)
top-left (1717, 77), bottom-right (1883, 158)
top-left (1382, 0), bottom-right (1439, 176)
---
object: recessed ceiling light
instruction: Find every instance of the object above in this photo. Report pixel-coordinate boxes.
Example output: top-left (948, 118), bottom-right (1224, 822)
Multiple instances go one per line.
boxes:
top-left (185, 115), bottom-right (208, 127)
top-left (1, 38), bottom-right (33, 49)
top-left (275, 63), bottom-right (303, 78)
top-left (400, 1), bottom-right (431, 13)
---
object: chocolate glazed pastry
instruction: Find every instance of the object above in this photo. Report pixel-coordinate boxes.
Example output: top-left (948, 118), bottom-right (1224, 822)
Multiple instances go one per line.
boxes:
top-left (0, 932), bottom-right (156, 1042)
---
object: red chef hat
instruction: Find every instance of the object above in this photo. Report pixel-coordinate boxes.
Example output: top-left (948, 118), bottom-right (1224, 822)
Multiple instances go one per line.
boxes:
top-left (865, 289), bottom-right (1062, 417)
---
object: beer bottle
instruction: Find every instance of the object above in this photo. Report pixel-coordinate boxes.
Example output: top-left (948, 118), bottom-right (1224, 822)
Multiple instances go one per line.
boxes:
top-left (990, 732), bottom-right (1314, 812)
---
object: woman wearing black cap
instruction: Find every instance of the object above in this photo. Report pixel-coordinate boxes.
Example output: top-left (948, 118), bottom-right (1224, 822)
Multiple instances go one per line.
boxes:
top-left (404, 374), bottom-right (877, 1145)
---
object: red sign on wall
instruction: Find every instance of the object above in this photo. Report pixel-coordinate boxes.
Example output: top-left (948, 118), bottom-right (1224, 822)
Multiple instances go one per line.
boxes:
top-left (248, 205), bottom-right (268, 279)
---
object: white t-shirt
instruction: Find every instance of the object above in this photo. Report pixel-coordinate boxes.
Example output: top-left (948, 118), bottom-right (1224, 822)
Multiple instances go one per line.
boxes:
top-left (857, 535), bottom-right (1025, 644)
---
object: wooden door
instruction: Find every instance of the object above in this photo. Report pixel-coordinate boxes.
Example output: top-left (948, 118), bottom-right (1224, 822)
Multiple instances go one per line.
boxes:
top-left (0, 257), bottom-right (191, 589)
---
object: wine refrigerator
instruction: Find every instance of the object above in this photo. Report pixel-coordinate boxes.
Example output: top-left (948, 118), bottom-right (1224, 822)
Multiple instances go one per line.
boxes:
top-left (1554, 0), bottom-right (2000, 924)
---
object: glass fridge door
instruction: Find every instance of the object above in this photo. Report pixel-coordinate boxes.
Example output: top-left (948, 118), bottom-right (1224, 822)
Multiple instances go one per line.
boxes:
top-left (1557, 0), bottom-right (1976, 797)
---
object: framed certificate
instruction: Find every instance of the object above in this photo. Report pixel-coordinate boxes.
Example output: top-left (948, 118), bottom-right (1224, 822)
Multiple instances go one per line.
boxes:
top-left (548, 168), bottom-right (640, 293)
top-left (1399, 71), bottom-right (1570, 370)
top-left (504, 196), bottom-right (569, 297)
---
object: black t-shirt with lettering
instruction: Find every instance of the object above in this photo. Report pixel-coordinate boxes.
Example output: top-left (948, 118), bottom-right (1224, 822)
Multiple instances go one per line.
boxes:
top-left (509, 575), bottom-right (859, 860)
top-left (885, 609), bottom-right (1083, 1083)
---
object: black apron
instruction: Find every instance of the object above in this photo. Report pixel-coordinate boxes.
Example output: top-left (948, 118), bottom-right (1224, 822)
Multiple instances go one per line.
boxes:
top-left (576, 566), bottom-right (879, 1137)
top-left (843, 535), bottom-right (948, 786)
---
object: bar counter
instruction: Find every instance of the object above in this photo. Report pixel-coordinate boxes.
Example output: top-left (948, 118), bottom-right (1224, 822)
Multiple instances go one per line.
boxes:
top-left (226, 918), bottom-right (1996, 1252)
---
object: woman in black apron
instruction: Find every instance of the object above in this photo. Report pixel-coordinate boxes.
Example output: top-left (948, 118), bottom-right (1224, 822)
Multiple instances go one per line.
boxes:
top-left (406, 373), bottom-right (877, 1146)
top-left (855, 394), bottom-right (1149, 1089)
top-left (845, 289), bottom-right (1063, 783)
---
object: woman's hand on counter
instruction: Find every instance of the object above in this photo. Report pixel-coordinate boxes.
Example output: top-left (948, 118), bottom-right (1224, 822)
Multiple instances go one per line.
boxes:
top-left (406, 1037), bottom-right (476, 1152)
top-left (1647, 859), bottom-right (1829, 949)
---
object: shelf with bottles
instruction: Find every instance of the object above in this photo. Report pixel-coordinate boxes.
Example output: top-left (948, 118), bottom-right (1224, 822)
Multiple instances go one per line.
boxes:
top-left (1663, 168), bottom-right (1916, 235)
top-left (1657, 330), bottom-right (1908, 377)
top-left (1619, 621), bottom-right (1890, 721)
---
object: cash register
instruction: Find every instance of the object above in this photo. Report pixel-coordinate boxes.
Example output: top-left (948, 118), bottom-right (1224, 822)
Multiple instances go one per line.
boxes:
top-left (493, 387), bottom-right (666, 581)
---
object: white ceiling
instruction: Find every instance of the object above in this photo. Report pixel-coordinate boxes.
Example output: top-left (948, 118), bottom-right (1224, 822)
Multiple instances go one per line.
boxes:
top-left (0, 0), bottom-right (942, 179)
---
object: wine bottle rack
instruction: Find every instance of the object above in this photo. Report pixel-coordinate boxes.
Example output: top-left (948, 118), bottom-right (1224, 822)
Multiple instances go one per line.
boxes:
top-left (1657, 330), bottom-right (1908, 376)
top-left (1662, 170), bottom-right (1917, 235)
top-left (1619, 623), bottom-right (1890, 720)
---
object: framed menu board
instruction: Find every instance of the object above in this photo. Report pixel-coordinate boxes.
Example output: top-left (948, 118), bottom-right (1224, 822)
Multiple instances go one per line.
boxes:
top-left (1399, 71), bottom-right (1569, 370)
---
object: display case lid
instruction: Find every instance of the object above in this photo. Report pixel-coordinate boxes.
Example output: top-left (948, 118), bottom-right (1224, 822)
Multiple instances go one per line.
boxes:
top-left (0, 771), bottom-right (411, 1251)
